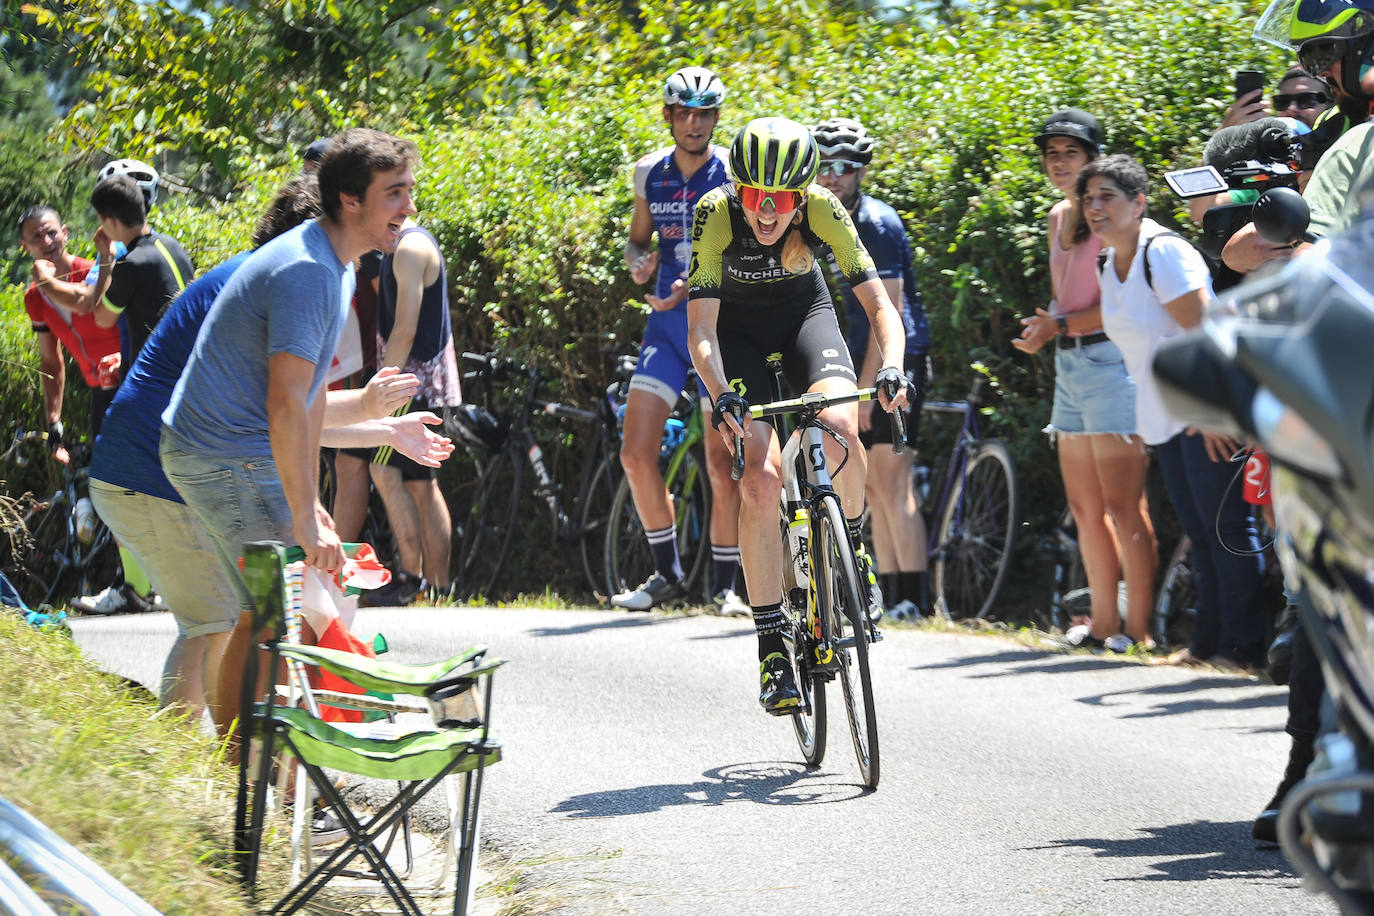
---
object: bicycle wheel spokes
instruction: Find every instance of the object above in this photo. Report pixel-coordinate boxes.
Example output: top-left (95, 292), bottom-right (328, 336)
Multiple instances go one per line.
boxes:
top-left (457, 448), bottom-right (522, 600)
top-left (817, 494), bottom-right (879, 789)
top-left (577, 454), bottom-right (620, 597)
top-left (668, 448), bottom-right (711, 600)
top-left (605, 477), bottom-right (653, 596)
top-left (15, 501), bottom-right (69, 607)
top-left (784, 619), bottom-right (826, 767)
top-left (935, 441), bottom-right (1018, 621)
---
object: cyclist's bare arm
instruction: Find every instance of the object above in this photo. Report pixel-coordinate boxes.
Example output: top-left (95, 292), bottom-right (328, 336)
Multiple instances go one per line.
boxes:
top-left (34, 332), bottom-right (66, 427)
top-left (687, 294), bottom-right (746, 441)
top-left (853, 277), bottom-right (909, 411)
top-left (625, 194), bottom-right (659, 285)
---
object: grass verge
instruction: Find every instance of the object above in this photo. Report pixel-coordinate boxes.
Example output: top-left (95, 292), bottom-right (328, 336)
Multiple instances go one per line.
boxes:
top-left (0, 611), bottom-right (258, 913)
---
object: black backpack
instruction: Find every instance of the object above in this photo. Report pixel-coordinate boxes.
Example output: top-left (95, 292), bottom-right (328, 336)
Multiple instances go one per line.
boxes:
top-left (1097, 230), bottom-right (1219, 295)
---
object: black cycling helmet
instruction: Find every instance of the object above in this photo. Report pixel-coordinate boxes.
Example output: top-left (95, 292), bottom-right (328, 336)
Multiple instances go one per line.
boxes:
top-left (1033, 109), bottom-right (1104, 155)
top-left (729, 118), bottom-right (819, 191)
top-left (445, 404), bottom-right (506, 453)
top-left (811, 118), bottom-right (876, 165)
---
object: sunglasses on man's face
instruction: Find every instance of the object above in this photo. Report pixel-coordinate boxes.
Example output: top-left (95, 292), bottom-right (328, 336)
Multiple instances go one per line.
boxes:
top-left (738, 186), bottom-right (804, 214)
top-left (818, 160), bottom-right (863, 178)
top-left (1298, 36), bottom-right (1350, 78)
top-left (1273, 91), bottom-right (1331, 110)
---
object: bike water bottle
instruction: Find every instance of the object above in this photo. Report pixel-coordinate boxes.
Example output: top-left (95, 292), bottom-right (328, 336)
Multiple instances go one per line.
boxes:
top-left (75, 496), bottom-right (97, 544)
top-left (787, 506), bottom-right (809, 585)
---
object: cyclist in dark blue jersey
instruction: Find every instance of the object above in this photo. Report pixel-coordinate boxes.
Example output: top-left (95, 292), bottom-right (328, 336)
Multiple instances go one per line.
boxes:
top-left (813, 117), bottom-right (933, 621)
top-left (614, 67), bottom-right (747, 615)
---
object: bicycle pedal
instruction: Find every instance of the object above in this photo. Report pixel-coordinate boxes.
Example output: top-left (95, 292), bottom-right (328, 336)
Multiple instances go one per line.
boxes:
top-left (811, 645), bottom-right (841, 674)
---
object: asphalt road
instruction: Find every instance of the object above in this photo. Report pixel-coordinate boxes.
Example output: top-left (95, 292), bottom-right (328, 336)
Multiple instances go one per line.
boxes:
top-left (71, 607), bottom-right (1335, 916)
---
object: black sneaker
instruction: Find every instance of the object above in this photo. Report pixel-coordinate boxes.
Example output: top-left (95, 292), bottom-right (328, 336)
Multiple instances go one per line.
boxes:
top-left (610, 573), bottom-right (686, 611)
top-left (759, 652), bottom-right (801, 716)
top-left (358, 570), bottom-right (426, 608)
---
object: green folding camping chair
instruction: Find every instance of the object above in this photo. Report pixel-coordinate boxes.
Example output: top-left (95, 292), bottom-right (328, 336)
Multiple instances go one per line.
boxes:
top-left (234, 541), bottom-right (504, 916)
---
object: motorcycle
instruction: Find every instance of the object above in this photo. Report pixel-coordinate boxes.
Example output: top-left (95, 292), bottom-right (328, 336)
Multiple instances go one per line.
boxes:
top-left (1152, 187), bottom-right (1374, 914)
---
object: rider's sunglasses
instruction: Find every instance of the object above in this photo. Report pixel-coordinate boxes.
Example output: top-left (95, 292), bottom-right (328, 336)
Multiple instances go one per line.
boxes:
top-left (738, 186), bottom-right (803, 214)
top-left (1273, 91), bottom-right (1331, 110)
top-left (818, 160), bottom-right (863, 178)
top-left (677, 89), bottom-right (722, 108)
top-left (1298, 36), bottom-right (1350, 77)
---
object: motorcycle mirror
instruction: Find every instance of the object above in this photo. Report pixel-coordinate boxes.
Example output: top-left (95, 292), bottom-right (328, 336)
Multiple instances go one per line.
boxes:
top-left (1253, 187), bottom-right (1311, 246)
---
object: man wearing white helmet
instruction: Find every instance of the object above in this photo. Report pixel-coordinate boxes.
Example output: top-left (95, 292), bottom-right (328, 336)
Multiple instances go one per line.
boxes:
top-left (613, 66), bottom-right (746, 614)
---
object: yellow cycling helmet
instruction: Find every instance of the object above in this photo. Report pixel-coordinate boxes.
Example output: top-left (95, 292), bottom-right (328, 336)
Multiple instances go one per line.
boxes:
top-left (728, 118), bottom-right (819, 192)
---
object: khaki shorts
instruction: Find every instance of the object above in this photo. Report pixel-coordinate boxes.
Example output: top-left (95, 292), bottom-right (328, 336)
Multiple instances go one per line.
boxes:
top-left (88, 478), bottom-right (239, 637)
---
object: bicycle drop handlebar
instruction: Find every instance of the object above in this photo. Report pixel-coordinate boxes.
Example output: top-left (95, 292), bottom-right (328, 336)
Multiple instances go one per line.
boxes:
top-left (727, 387), bottom-right (906, 480)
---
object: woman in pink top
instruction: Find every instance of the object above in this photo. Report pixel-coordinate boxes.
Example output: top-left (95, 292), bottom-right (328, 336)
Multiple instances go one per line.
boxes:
top-left (1013, 109), bottom-right (1156, 651)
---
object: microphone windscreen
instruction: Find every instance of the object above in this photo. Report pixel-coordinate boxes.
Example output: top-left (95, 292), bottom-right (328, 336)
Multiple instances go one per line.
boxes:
top-left (1204, 118), bottom-right (1288, 170)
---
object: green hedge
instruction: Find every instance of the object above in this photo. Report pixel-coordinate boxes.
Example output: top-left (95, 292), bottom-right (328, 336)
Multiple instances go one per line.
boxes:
top-left (1, 0), bottom-right (1288, 617)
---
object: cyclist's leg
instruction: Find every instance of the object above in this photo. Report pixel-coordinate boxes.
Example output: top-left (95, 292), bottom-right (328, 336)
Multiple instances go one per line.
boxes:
top-left (619, 310), bottom-right (690, 589)
top-left (863, 353), bottom-right (928, 613)
top-left (787, 306), bottom-right (863, 521)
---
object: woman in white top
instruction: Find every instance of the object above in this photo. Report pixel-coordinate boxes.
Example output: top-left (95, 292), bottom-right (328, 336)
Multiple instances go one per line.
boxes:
top-left (1080, 154), bottom-right (1268, 669)
top-left (1014, 110), bottom-right (1154, 652)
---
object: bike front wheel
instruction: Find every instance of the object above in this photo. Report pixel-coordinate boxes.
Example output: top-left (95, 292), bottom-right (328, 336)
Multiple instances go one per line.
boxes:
top-left (934, 440), bottom-right (1018, 620)
top-left (815, 493), bottom-right (879, 789)
top-left (10, 499), bottom-right (70, 607)
top-left (604, 447), bottom-right (710, 600)
top-left (457, 447), bottom-right (523, 600)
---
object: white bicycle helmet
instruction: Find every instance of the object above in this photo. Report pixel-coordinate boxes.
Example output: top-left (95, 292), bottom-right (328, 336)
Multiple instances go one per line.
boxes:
top-left (97, 159), bottom-right (160, 209)
top-left (812, 118), bottom-right (876, 165)
top-left (664, 67), bottom-right (726, 109)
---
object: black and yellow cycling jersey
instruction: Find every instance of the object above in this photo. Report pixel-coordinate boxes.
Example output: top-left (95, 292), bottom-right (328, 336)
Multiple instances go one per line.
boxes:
top-left (688, 184), bottom-right (879, 310)
top-left (688, 184), bottom-right (875, 401)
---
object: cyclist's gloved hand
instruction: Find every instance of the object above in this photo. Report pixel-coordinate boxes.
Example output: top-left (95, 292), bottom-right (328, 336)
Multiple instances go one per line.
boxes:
top-left (875, 366), bottom-right (909, 403)
top-left (711, 391), bottom-right (749, 431)
top-left (46, 420), bottom-right (63, 452)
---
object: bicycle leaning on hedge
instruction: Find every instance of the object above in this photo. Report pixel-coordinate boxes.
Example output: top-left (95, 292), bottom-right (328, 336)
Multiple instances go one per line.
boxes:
top-left (603, 378), bottom-right (712, 604)
top-left (919, 369), bottom-right (1019, 620)
top-left (0, 428), bottom-right (119, 609)
top-left (450, 350), bottom-right (631, 599)
top-left (728, 380), bottom-right (906, 790)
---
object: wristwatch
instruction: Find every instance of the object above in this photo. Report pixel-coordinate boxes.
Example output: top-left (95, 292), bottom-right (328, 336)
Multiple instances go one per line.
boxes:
top-left (1056, 315), bottom-right (1068, 335)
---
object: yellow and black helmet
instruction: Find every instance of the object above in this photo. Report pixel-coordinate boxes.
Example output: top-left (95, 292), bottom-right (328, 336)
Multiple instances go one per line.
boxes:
top-left (728, 118), bottom-right (819, 191)
top-left (1254, 0), bottom-right (1374, 96)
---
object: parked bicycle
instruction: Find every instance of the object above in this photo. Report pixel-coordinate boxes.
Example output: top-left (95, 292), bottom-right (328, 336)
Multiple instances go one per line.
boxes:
top-left (450, 350), bottom-right (631, 599)
top-left (917, 368), bottom-right (1019, 620)
top-left (728, 380), bottom-right (902, 790)
top-left (0, 429), bottom-right (119, 609)
top-left (603, 384), bottom-right (712, 603)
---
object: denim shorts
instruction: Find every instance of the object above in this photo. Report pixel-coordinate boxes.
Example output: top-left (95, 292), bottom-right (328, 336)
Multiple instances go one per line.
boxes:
top-left (159, 426), bottom-right (295, 613)
top-left (1048, 338), bottom-right (1137, 437)
top-left (88, 478), bottom-right (240, 636)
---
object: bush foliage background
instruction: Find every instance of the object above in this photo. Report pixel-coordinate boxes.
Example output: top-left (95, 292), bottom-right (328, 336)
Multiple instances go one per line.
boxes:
top-left (3, 0), bottom-right (1287, 617)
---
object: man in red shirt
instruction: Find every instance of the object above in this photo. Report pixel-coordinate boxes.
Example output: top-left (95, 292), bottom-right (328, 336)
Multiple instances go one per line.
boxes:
top-left (18, 205), bottom-right (123, 460)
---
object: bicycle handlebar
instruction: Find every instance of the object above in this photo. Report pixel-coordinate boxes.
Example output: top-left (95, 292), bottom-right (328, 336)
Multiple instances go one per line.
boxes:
top-left (728, 386), bottom-right (906, 479)
top-left (1, 429), bottom-right (50, 467)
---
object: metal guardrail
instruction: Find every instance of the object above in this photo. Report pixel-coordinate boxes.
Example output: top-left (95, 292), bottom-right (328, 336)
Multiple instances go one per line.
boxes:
top-left (0, 796), bottom-right (162, 915)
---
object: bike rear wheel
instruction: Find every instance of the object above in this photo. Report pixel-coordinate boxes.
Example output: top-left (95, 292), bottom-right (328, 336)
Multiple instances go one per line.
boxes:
top-left (816, 493), bottom-right (879, 789)
top-left (457, 447), bottom-right (523, 599)
top-left (1154, 536), bottom-right (1196, 650)
top-left (604, 447), bottom-right (710, 600)
top-left (11, 499), bottom-right (69, 607)
top-left (577, 453), bottom-right (619, 598)
top-left (934, 440), bottom-right (1018, 620)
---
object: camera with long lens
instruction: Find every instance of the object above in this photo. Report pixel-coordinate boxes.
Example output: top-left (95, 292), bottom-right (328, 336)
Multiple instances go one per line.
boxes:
top-left (1163, 117), bottom-right (1309, 260)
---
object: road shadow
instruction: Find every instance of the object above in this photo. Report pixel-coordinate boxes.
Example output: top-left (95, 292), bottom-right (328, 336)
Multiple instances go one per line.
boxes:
top-left (527, 613), bottom-right (694, 638)
top-left (1023, 819), bottom-right (1301, 883)
top-left (550, 761), bottom-right (866, 817)
top-left (913, 649), bottom-right (1133, 677)
top-left (1077, 678), bottom-right (1287, 718)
